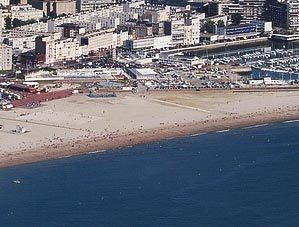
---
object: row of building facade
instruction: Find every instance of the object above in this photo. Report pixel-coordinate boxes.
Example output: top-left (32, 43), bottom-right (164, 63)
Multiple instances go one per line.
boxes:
top-left (1, 0), bottom-right (299, 70)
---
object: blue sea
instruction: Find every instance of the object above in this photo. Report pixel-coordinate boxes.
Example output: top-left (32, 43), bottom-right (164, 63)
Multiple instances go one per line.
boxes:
top-left (1, 122), bottom-right (299, 226)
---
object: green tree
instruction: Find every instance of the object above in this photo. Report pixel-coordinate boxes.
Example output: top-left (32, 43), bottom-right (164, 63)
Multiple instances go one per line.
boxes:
top-left (26, 19), bottom-right (37, 24)
top-left (9, 0), bottom-right (18, 4)
top-left (40, 17), bottom-right (48, 23)
top-left (48, 11), bottom-right (57, 19)
top-left (4, 16), bottom-right (12, 29)
top-left (12, 18), bottom-right (24, 27)
top-left (58, 13), bottom-right (67, 18)
top-left (231, 13), bottom-right (242, 26)
top-left (12, 18), bottom-right (37, 28)
top-left (217, 20), bottom-right (225, 28)
top-left (203, 20), bottom-right (215, 33)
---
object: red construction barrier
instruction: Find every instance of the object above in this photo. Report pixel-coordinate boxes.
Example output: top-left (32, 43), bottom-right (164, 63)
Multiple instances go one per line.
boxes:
top-left (13, 90), bottom-right (72, 108)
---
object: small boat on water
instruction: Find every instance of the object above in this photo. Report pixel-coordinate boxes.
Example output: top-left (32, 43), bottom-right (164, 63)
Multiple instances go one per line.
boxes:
top-left (12, 180), bottom-right (21, 184)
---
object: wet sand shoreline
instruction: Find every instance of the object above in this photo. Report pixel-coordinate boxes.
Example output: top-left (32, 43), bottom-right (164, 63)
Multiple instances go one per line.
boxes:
top-left (1, 107), bottom-right (298, 169)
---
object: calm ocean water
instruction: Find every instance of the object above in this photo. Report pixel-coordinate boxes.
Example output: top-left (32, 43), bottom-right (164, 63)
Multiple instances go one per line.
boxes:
top-left (1, 122), bottom-right (299, 226)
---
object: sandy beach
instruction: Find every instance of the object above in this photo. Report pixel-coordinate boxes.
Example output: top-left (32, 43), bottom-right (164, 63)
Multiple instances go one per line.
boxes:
top-left (0, 89), bottom-right (299, 168)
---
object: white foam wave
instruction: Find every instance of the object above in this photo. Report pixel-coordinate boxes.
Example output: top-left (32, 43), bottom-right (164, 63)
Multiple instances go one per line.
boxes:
top-left (242, 124), bottom-right (269, 129)
top-left (216, 129), bottom-right (230, 133)
top-left (88, 150), bottom-right (106, 154)
top-left (283, 119), bottom-right (299, 124)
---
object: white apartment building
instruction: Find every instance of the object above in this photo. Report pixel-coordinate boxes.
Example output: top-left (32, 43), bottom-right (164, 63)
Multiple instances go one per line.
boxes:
top-left (98, 17), bottom-right (120, 29)
top-left (171, 18), bottom-right (185, 46)
top-left (239, 0), bottom-right (266, 23)
top-left (157, 6), bottom-right (171, 22)
top-left (184, 25), bottom-right (192, 46)
top-left (55, 38), bottom-right (82, 62)
top-left (0, 8), bottom-right (2, 40)
top-left (80, 28), bottom-right (129, 52)
top-left (81, 29), bottom-right (118, 52)
top-left (109, 11), bottom-right (138, 26)
top-left (116, 30), bottom-right (129, 46)
top-left (11, 21), bottom-right (48, 36)
top-left (35, 33), bottom-right (84, 64)
top-left (76, 0), bottom-right (116, 12)
top-left (11, 28), bottom-right (47, 37)
top-left (124, 0), bottom-right (146, 9)
top-left (150, 6), bottom-right (171, 23)
top-left (122, 2), bottom-right (147, 16)
top-left (171, 13), bottom-right (202, 47)
top-left (0, 0), bottom-right (9, 6)
top-left (287, 0), bottom-right (299, 32)
top-left (8, 35), bottom-right (37, 54)
top-left (77, 21), bottom-right (101, 32)
top-left (28, 0), bottom-right (76, 16)
top-left (8, 2), bottom-right (149, 36)
top-left (0, 44), bottom-right (12, 71)
top-left (130, 35), bottom-right (172, 50)
top-left (11, 4), bottom-right (44, 21)
top-left (153, 35), bottom-right (172, 49)
top-left (191, 15), bottom-right (202, 45)
top-left (55, 0), bottom-right (76, 16)
top-left (131, 37), bottom-right (154, 49)
top-left (218, 3), bottom-right (243, 23)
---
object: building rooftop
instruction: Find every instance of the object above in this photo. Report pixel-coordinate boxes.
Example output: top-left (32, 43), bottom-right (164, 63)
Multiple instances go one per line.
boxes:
top-left (135, 68), bottom-right (157, 75)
